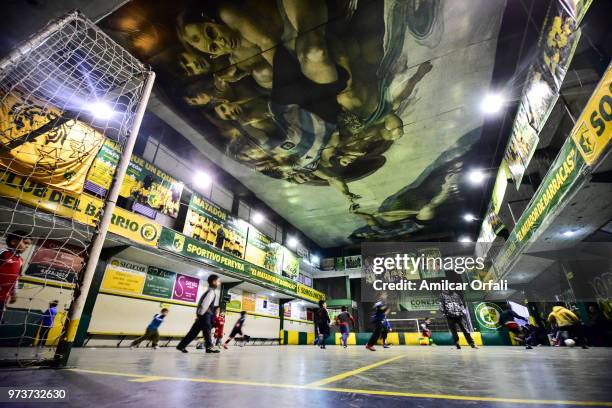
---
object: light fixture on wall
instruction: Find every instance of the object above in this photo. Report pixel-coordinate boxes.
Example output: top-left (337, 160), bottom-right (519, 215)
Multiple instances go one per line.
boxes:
top-left (458, 236), bottom-right (472, 243)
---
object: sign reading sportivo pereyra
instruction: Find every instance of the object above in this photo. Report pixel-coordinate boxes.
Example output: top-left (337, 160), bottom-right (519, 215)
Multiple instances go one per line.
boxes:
top-left (157, 227), bottom-right (324, 301)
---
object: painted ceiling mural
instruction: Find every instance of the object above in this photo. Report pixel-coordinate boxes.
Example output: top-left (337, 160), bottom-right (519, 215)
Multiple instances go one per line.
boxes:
top-left (103, 0), bottom-right (506, 247)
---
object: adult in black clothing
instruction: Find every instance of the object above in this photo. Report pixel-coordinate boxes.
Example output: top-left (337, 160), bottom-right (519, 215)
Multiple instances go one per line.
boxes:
top-left (315, 300), bottom-right (331, 349)
top-left (177, 274), bottom-right (221, 353)
top-left (439, 291), bottom-right (477, 349)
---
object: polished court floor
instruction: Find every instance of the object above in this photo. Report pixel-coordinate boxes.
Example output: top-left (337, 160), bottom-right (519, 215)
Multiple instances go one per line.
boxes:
top-left (0, 346), bottom-right (610, 407)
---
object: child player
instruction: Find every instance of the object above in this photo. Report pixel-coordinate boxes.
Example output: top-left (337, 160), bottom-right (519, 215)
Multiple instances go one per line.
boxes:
top-left (130, 308), bottom-right (169, 349)
top-left (0, 230), bottom-right (31, 323)
top-left (335, 306), bottom-right (355, 348)
top-left (223, 311), bottom-right (248, 348)
top-left (213, 306), bottom-right (225, 348)
top-left (420, 317), bottom-right (434, 345)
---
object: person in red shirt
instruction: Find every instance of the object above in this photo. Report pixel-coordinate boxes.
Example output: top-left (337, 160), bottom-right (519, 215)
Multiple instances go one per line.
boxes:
top-left (212, 306), bottom-right (225, 348)
top-left (0, 230), bottom-right (32, 323)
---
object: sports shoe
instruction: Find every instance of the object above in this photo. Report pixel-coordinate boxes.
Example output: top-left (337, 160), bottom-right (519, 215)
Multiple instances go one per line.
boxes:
top-left (383, 344), bottom-right (390, 348)
top-left (222, 344), bottom-right (228, 349)
top-left (153, 346), bottom-right (159, 350)
top-left (176, 347), bottom-right (188, 353)
top-left (206, 348), bottom-right (221, 353)
top-left (455, 344), bottom-right (461, 349)
top-left (365, 345), bottom-right (376, 351)
top-left (470, 344), bottom-right (479, 349)
top-left (525, 345), bottom-right (533, 349)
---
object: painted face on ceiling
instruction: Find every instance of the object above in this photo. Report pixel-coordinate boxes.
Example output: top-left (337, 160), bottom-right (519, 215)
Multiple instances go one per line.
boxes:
top-left (214, 101), bottom-right (242, 121)
top-left (182, 22), bottom-right (240, 57)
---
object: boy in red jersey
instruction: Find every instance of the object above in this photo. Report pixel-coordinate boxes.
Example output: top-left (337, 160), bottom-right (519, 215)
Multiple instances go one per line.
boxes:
top-left (0, 230), bottom-right (32, 323)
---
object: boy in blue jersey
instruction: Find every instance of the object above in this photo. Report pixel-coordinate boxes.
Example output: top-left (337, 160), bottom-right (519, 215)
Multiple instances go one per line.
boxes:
top-left (38, 300), bottom-right (59, 348)
top-left (130, 308), bottom-right (169, 349)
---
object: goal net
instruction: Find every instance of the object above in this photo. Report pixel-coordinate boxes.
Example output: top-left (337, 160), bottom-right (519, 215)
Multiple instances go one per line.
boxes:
top-left (0, 11), bottom-right (151, 366)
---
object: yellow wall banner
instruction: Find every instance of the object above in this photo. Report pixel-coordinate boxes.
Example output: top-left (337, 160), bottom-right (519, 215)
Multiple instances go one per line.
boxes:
top-left (297, 283), bottom-right (325, 302)
top-left (0, 94), bottom-right (104, 192)
top-left (571, 63), bottom-right (612, 166)
top-left (101, 259), bottom-right (147, 294)
top-left (0, 170), bottom-right (161, 247)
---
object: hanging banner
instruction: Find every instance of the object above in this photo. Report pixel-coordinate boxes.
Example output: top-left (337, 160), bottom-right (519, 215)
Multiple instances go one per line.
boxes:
top-left (0, 94), bottom-right (105, 193)
top-left (25, 240), bottom-right (85, 284)
top-left (494, 137), bottom-right (586, 276)
top-left (142, 266), bottom-right (176, 299)
top-left (558, 0), bottom-right (593, 24)
top-left (282, 246), bottom-right (300, 280)
top-left (184, 192), bottom-right (247, 258)
top-left (85, 139), bottom-right (184, 218)
top-left (504, 0), bottom-right (582, 189)
top-left (491, 162), bottom-right (509, 214)
top-left (244, 227), bottom-right (283, 274)
top-left (101, 259), bottom-right (148, 295)
top-left (539, 1), bottom-right (582, 91)
top-left (505, 103), bottom-right (540, 186)
top-left (570, 63), bottom-right (612, 167)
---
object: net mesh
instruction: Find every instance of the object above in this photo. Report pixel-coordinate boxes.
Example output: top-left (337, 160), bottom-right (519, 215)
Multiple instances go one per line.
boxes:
top-left (0, 11), bottom-right (150, 366)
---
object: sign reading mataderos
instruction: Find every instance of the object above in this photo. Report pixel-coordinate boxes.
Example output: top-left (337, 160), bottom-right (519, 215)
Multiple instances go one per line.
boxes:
top-left (158, 228), bottom-right (323, 301)
top-left (571, 63), bottom-right (612, 167)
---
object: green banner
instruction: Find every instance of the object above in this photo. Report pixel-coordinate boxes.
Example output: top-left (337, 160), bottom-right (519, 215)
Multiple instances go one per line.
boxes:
top-left (143, 266), bottom-right (176, 299)
top-left (494, 137), bottom-right (586, 275)
top-left (158, 227), bottom-right (319, 300)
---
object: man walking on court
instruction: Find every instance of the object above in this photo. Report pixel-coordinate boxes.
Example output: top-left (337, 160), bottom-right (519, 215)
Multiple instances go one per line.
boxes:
top-left (176, 274), bottom-right (221, 353)
top-left (439, 290), bottom-right (477, 349)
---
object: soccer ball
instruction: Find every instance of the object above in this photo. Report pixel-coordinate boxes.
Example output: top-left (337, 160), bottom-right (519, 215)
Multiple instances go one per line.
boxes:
top-left (564, 338), bottom-right (576, 347)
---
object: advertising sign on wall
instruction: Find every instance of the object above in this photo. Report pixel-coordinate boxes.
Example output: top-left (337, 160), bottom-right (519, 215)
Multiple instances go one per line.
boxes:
top-left (85, 139), bottom-right (184, 218)
top-left (570, 63), bottom-right (612, 167)
top-left (25, 240), bottom-right (85, 284)
top-left (244, 227), bottom-right (283, 274)
top-left (474, 302), bottom-right (503, 332)
top-left (184, 192), bottom-right (247, 258)
top-left (345, 255), bottom-right (362, 269)
top-left (172, 273), bottom-right (200, 302)
top-left (281, 246), bottom-right (300, 280)
top-left (101, 259), bottom-right (148, 295)
top-left (242, 291), bottom-right (256, 312)
top-left (142, 266), bottom-right (176, 299)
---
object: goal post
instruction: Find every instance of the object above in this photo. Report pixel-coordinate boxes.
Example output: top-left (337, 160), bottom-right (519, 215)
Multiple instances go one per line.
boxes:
top-left (0, 10), bottom-right (154, 367)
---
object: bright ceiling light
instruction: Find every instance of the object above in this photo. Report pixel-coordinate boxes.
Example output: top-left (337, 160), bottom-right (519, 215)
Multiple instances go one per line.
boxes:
top-left (481, 92), bottom-right (505, 114)
top-left (269, 292), bottom-right (275, 297)
top-left (197, 270), bottom-right (206, 277)
top-left (252, 212), bottom-right (264, 225)
top-left (562, 230), bottom-right (576, 237)
top-left (463, 213), bottom-right (477, 222)
top-left (287, 236), bottom-right (298, 248)
top-left (88, 101), bottom-right (114, 119)
top-left (194, 171), bottom-right (212, 188)
top-left (311, 255), bottom-right (320, 264)
top-left (458, 236), bottom-right (472, 243)
top-left (467, 169), bottom-right (486, 184)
